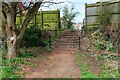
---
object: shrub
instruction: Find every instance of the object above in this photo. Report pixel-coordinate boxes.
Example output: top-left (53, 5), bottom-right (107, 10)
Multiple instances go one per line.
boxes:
top-left (2, 58), bottom-right (24, 78)
top-left (2, 52), bottom-right (36, 78)
top-left (20, 24), bottom-right (42, 48)
top-left (91, 29), bottom-right (116, 52)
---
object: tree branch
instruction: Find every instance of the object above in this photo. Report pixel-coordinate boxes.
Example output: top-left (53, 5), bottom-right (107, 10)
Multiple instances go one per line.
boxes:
top-left (10, 2), bottom-right (18, 23)
top-left (17, 2), bottom-right (42, 40)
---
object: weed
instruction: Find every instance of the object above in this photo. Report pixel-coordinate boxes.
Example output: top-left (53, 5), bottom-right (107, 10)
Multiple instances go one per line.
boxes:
top-left (76, 51), bottom-right (98, 78)
top-left (97, 55), bottom-right (106, 60)
top-left (91, 29), bottom-right (117, 52)
top-left (2, 51), bottom-right (37, 78)
top-left (99, 62), bottom-right (118, 78)
top-left (19, 52), bottom-right (35, 58)
top-left (81, 70), bottom-right (98, 78)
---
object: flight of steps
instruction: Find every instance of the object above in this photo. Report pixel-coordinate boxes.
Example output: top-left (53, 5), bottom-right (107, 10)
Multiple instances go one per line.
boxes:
top-left (52, 30), bottom-right (80, 49)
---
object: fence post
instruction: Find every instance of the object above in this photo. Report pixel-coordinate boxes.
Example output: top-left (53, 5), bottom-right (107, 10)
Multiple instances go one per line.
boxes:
top-left (0, 1), bottom-right (2, 75)
top-left (41, 9), bottom-right (43, 30)
top-left (49, 35), bottom-right (52, 49)
top-left (55, 30), bottom-right (57, 38)
top-left (118, 2), bottom-right (120, 54)
top-left (0, 1), bottom-right (2, 50)
top-left (82, 18), bottom-right (85, 37)
top-left (78, 36), bottom-right (80, 49)
top-left (100, 1), bottom-right (103, 32)
top-left (57, 9), bottom-right (61, 31)
top-left (85, 3), bottom-right (87, 32)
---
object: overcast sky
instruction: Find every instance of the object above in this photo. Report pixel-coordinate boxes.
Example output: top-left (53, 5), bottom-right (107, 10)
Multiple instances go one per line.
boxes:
top-left (3, 0), bottom-right (100, 23)
top-left (40, 0), bottom-right (100, 23)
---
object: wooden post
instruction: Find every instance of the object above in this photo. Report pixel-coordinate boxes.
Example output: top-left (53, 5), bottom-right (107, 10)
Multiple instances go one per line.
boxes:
top-left (57, 9), bottom-right (60, 31)
top-left (118, 1), bottom-right (120, 54)
top-left (49, 35), bottom-right (52, 49)
top-left (82, 18), bottom-right (85, 35)
top-left (85, 3), bottom-right (87, 32)
top-left (0, 1), bottom-right (2, 51)
top-left (78, 36), bottom-right (80, 49)
top-left (100, 0), bottom-right (103, 32)
top-left (41, 9), bottom-right (43, 30)
top-left (54, 9), bottom-right (60, 38)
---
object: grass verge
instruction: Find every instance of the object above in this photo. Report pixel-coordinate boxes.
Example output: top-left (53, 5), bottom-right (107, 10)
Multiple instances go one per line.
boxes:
top-left (75, 51), bottom-right (98, 78)
top-left (1, 50), bottom-right (37, 78)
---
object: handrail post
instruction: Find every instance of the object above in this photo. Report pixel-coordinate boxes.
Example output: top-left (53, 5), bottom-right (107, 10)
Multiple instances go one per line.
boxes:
top-left (79, 36), bottom-right (80, 49)
top-left (49, 34), bottom-right (52, 49)
top-left (77, 30), bottom-right (81, 49)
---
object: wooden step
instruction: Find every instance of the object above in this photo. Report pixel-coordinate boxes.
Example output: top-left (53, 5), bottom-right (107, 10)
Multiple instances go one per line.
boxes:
top-left (52, 30), bottom-right (81, 49)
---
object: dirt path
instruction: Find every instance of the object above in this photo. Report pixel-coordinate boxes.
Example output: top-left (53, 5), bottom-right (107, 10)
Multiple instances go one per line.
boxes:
top-left (22, 36), bottom-right (103, 78)
top-left (25, 48), bottom-right (81, 78)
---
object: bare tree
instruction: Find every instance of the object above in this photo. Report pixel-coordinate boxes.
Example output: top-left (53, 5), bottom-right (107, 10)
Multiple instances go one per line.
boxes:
top-left (2, 0), bottom-right (43, 59)
top-left (2, 0), bottom-right (66, 59)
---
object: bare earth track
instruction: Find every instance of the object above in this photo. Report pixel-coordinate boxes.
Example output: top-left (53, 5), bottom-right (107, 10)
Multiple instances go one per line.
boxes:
top-left (23, 31), bottom-right (102, 78)
top-left (25, 48), bottom-right (81, 78)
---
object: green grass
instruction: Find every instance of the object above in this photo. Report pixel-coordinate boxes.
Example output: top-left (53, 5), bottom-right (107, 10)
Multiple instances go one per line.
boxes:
top-left (76, 51), bottom-right (98, 78)
top-left (2, 58), bottom-right (25, 78)
top-left (19, 52), bottom-right (36, 58)
top-left (97, 55), bottom-right (106, 60)
top-left (76, 51), bottom-right (119, 78)
top-left (99, 63), bottom-right (119, 78)
top-left (81, 71), bottom-right (97, 78)
top-left (2, 51), bottom-right (37, 78)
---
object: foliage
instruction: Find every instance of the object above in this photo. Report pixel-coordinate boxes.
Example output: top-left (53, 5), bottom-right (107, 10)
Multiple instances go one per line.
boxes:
top-left (19, 52), bottom-right (36, 58)
top-left (76, 50), bottom-right (118, 78)
top-left (2, 58), bottom-right (22, 78)
top-left (90, 29), bottom-right (118, 78)
top-left (2, 50), bottom-right (36, 78)
top-left (99, 64), bottom-right (119, 78)
top-left (20, 24), bottom-right (42, 48)
top-left (2, 2), bottom-right (42, 58)
top-left (20, 24), bottom-right (60, 49)
top-left (81, 71), bottom-right (97, 78)
top-left (76, 51), bottom-right (98, 78)
top-left (41, 30), bottom-right (61, 51)
top-left (62, 5), bottom-right (80, 29)
top-left (91, 29), bottom-right (116, 52)
top-left (42, 39), bottom-right (52, 52)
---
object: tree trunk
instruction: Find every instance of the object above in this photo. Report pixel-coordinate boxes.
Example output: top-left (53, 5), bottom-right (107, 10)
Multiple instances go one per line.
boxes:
top-left (7, 40), bottom-right (17, 59)
top-left (6, 10), bottom-right (17, 59)
top-left (2, 2), bottom-right (42, 59)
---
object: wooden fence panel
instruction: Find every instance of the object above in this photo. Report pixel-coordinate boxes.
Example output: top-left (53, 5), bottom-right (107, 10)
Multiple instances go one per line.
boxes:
top-left (16, 10), bottom-right (60, 31)
top-left (86, 7), bottom-right (99, 16)
top-left (86, 16), bottom-right (99, 25)
top-left (109, 2), bottom-right (119, 13)
top-left (85, 1), bottom-right (120, 50)
top-left (85, 1), bottom-right (120, 27)
top-left (110, 15), bottom-right (119, 23)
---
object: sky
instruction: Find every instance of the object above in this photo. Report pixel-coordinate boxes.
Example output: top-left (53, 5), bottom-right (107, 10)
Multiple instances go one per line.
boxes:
top-left (3, 0), bottom-right (101, 23)
top-left (40, 0), bottom-right (100, 23)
